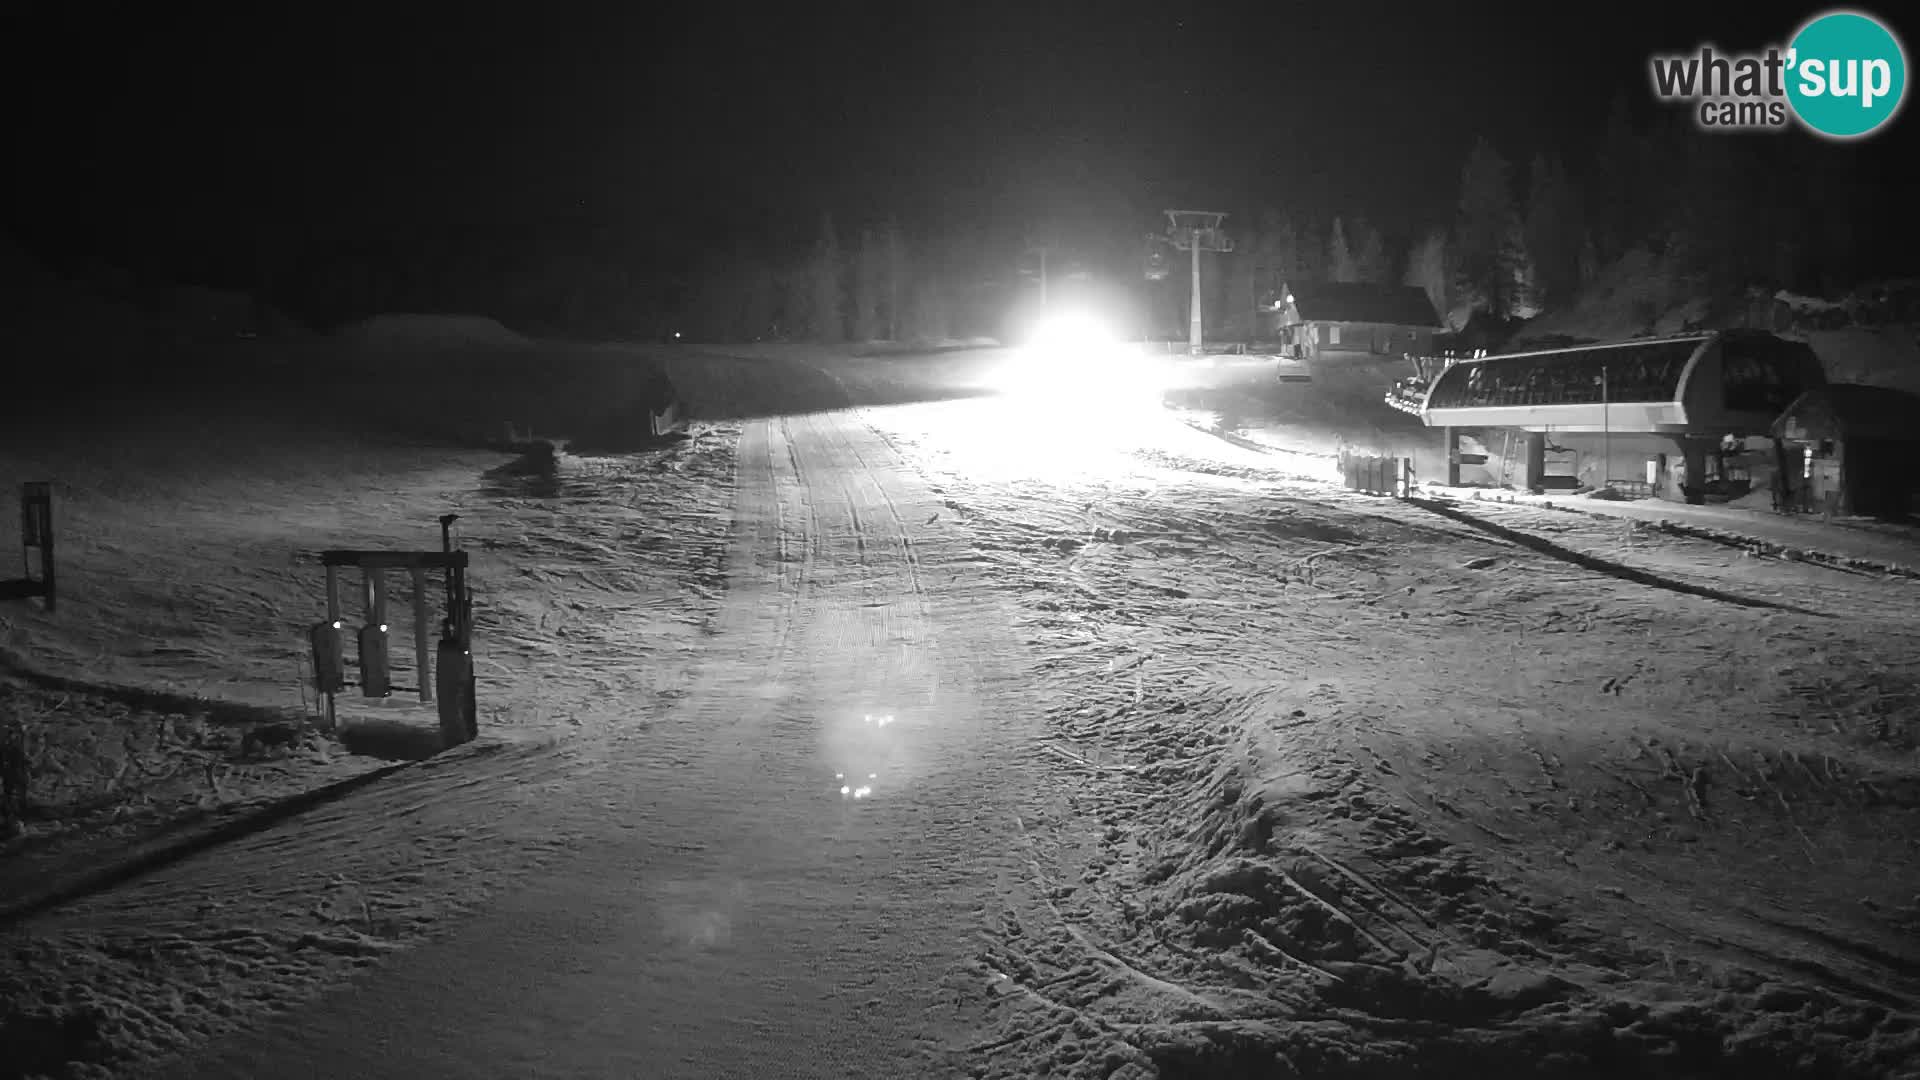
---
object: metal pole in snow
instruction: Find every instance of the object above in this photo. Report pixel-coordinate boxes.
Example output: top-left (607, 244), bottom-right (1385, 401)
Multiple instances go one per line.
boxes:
top-left (1189, 232), bottom-right (1203, 356)
top-left (1602, 363), bottom-right (1611, 491)
top-left (411, 568), bottom-right (433, 703)
top-left (438, 514), bottom-right (459, 636)
top-left (24, 482), bottom-right (54, 613)
top-left (322, 564), bottom-right (340, 731)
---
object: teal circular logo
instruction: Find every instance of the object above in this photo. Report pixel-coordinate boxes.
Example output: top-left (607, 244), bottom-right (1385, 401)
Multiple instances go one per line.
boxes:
top-left (1786, 11), bottom-right (1907, 138)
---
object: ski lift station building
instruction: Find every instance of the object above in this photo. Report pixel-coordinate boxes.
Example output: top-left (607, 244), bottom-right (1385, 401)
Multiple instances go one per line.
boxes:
top-left (1415, 330), bottom-right (1826, 502)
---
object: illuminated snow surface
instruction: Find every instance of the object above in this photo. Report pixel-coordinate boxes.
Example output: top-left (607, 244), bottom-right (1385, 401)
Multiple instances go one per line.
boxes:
top-left (2, 343), bottom-right (1919, 1079)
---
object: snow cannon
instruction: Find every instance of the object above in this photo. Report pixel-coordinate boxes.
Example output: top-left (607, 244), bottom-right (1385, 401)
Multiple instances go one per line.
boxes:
top-left (435, 636), bottom-right (475, 744)
top-left (309, 518), bottom-right (480, 744)
top-left (308, 620), bottom-right (347, 695)
top-left (358, 622), bottom-right (392, 698)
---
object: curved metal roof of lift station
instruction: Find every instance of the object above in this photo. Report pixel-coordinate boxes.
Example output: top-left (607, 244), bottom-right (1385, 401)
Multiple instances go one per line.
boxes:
top-left (1418, 331), bottom-right (1825, 436)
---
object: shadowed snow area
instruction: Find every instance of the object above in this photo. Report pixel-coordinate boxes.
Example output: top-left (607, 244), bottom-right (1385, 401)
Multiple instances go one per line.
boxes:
top-left (3, 341), bottom-right (1919, 1079)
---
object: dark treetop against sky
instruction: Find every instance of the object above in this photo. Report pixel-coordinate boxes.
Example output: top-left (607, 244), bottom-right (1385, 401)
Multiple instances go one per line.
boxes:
top-left (4, 1), bottom-right (1912, 277)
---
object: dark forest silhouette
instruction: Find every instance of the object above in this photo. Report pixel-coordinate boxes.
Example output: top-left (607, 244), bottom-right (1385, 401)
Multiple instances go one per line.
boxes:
top-left (5, 93), bottom-right (1903, 345)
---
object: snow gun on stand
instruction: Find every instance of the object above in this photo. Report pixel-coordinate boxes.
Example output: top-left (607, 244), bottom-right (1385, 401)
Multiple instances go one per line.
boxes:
top-left (307, 514), bottom-right (480, 747)
top-left (435, 514), bottom-right (479, 745)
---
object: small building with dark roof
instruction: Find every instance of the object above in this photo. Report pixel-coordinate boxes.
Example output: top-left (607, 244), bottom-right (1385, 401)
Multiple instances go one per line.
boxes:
top-left (1771, 384), bottom-right (1920, 519)
top-left (1263, 281), bottom-right (1445, 362)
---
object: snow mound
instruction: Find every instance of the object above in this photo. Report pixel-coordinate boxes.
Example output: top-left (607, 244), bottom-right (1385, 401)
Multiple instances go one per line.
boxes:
top-left (333, 314), bottom-right (531, 349)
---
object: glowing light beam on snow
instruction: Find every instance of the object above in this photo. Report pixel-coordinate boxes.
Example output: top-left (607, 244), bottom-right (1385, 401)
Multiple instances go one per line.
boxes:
top-left (836, 771), bottom-right (876, 800)
top-left (831, 712), bottom-right (902, 801)
top-left (988, 309), bottom-right (1169, 410)
top-left (958, 308), bottom-right (1182, 480)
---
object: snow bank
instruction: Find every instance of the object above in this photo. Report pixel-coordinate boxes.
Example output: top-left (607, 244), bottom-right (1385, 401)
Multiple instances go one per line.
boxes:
top-left (332, 314), bottom-right (531, 349)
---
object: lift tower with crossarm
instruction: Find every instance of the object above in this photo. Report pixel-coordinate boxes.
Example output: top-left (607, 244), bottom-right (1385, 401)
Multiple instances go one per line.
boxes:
top-left (1158, 210), bottom-right (1234, 355)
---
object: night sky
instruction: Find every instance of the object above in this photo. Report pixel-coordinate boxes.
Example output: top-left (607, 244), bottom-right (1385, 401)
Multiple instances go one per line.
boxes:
top-left (4, 1), bottom-right (1912, 286)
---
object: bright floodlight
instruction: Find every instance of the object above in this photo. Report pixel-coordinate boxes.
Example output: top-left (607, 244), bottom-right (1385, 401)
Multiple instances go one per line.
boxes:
top-left (1029, 310), bottom-right (1114, 352)
top-left (984, 305), bottom-right (1171, 453)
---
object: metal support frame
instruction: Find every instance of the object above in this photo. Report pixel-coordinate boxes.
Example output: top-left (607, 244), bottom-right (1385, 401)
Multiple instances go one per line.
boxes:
top-left (309, 517), bottom-right (478, 746)
top-left (1161, 210), bottom-right (1234, 356)
top-left (1, 482), bottom-right (54, 611)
